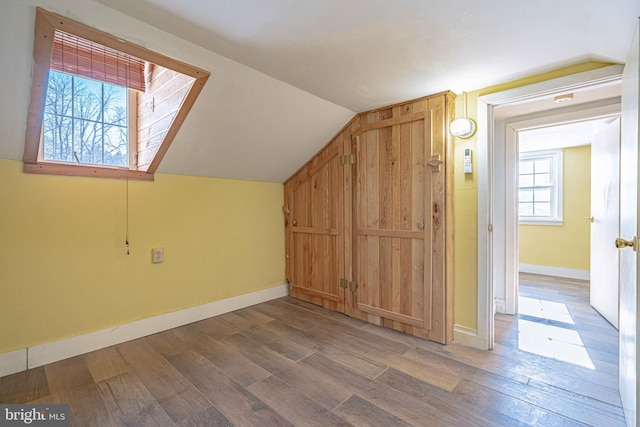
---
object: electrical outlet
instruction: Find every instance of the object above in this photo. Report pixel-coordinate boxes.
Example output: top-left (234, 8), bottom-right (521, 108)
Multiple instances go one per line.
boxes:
top-left (152, 248), bottom-right (164, 264)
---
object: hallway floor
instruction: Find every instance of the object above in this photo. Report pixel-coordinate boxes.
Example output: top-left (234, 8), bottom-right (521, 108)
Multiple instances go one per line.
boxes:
top-left (495, 273), bottom-right (623, 425)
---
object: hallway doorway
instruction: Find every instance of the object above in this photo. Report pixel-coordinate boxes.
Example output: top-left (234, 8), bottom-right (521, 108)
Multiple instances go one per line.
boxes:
top-left (515, 117), bottom-right (621, 328)
top-left (474, 65), bottom-right (623, 352)
top-left (510, 116), bottom-right (621, 388)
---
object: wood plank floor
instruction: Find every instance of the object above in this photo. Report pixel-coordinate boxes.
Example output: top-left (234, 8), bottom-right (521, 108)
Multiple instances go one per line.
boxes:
top-left (0, 274), bottom-right (625, 426)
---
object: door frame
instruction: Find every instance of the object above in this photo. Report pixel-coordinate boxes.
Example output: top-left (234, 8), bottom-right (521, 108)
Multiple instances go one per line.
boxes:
top-left (476, 65), bottom-right (624, 350)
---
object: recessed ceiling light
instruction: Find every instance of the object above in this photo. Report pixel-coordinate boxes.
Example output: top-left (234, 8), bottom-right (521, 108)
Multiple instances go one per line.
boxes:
top-left (554, 93), bottom-right (573, 103)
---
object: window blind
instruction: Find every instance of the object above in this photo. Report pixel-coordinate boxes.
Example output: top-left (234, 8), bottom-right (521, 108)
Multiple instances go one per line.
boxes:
top-left (51, 30), bottom-right (146, 92)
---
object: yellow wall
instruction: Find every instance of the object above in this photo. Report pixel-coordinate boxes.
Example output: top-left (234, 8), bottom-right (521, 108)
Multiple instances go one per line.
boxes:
top-left (0, 159), bottom-right (285, 353)
top-left (519, 146), bottom-right (591, 270)
top-left (453, 136), bottom-right (479, 331)
top-left (453, 62), bottom-right (612, 330)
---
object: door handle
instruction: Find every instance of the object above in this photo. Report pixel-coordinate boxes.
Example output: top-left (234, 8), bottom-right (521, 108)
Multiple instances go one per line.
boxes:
top-left (585, 216), bottom-right (594, 223)
top-left (615, 237), bottom-right (637, 251)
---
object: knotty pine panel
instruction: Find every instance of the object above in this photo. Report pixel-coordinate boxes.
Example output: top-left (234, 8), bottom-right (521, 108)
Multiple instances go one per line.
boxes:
top-left (136, 66), bottom-right (193, 171)
top-left (284, 92), bottom-right (454, 344)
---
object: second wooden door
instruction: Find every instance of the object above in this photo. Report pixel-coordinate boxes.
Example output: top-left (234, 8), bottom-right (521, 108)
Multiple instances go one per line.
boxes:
top-left (352, 110), bottom-right (438, 339)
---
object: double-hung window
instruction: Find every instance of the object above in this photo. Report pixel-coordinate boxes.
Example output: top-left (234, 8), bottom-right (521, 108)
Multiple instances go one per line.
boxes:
top-left (518, 149), bottom-right (563, 225)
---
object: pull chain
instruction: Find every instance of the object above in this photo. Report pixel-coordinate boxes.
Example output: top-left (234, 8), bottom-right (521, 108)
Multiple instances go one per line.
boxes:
top-left (125, 168), bottom-right (130, 255)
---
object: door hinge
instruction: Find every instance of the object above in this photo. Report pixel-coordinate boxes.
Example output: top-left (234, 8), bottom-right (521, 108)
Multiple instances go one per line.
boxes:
top-left (339, 278), bottom-right (358, 293)
top-left (340, 154), bottom-right (356, 165)
top-left (349, 281), bottom-right (358, 293)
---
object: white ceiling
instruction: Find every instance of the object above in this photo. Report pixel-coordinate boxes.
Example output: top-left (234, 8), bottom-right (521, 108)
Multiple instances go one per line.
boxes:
top-left (2, 0), bottom-right (639, 183)
top-left (96, 0), bottom-right (639, 112)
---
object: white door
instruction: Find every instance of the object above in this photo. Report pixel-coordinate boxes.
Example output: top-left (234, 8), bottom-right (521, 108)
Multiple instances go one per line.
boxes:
top-left (619, 19), bottom-right (639, 427)
top-left (590, 118), bottom-right (620, 329)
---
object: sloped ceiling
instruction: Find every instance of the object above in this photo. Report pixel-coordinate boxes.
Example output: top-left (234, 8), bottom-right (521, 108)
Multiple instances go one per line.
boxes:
top-left (2, 0), bottom-right (639, 183)
top-left (96, 0), bottom-right (640, 112)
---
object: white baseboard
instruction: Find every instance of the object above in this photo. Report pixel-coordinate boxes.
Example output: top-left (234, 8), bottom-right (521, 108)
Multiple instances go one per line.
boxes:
top-left (494, 298), bottom-right (506, 314)
top-left (453, 324), bottom-right (487, 349)
top-left (519, 263), bottom-right (590, 281)
top-left (0, 349), bottom-right (27, 378)
top-left (1, 284), bottom-right (288, 376)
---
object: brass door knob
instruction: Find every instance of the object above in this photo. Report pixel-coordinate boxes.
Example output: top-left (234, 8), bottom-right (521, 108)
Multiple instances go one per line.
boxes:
top-left (615, 237), bottom-right (637, 251)
top-left (585, 216), bottom-right (594, 223)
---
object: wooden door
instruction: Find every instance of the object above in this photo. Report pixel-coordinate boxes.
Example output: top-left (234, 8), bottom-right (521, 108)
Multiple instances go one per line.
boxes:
top-left (284, 138), bottom-right (345, 312)
top-left (351, 103), bottom-right (449, 342)
top-left (590, 118), bottom-right (620, 329)
top-left (619, 19), bottom-right (639, 427)
top-left (283, 93), bottom-right (454, 344)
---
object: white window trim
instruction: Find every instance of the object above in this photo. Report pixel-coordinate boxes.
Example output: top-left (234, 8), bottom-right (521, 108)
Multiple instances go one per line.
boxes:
top-left (518, 148), bottom-right (564, 225)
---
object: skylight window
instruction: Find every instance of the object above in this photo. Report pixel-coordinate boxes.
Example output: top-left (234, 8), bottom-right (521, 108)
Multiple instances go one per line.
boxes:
top-left (24, 8), bottom-right (210, 180)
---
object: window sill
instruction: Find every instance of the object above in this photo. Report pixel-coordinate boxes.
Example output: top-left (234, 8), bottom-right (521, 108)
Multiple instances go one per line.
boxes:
top-left (519, 219), bottom-right (563, 226)
top-left (24, 162), bottom-right (154, 181)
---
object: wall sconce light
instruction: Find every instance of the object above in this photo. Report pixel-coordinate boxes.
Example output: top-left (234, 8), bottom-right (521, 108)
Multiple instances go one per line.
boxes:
top-left (450, 91), bottom-right (476, 139)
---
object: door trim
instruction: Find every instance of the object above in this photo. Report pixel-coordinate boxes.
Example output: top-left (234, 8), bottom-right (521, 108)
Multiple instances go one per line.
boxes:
top-left (476, 65), bottom-right (624, 350)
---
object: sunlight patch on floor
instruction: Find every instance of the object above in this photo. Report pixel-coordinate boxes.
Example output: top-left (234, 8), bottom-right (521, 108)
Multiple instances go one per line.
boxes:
top-left (519, 296), bottom-right (575, 324)
top-left (517, 297), bottom-right (595, 370)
